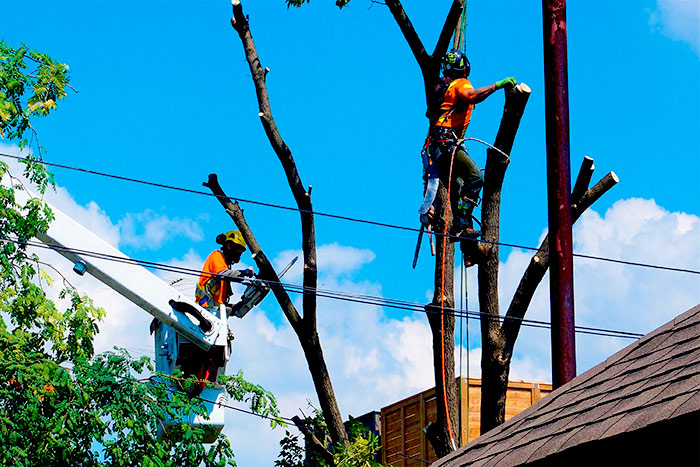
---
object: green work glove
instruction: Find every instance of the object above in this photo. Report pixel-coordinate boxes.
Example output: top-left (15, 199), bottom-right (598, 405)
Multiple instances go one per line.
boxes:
top-left (495, 77), bottom-right (517, 90)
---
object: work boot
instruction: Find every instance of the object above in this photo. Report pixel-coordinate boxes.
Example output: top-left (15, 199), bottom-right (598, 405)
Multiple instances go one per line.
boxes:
top-left (452, 199), bottom-right (480, 239)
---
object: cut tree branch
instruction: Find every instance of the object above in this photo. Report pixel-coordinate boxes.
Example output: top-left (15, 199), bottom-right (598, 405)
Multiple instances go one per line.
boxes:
top-left (571, 156), bottom-right (594, 202)
top-left (501, 168), bottom-right (619, 350)
top-left (385, 0), bottom-right (430, 71)
top-left (202, 174), bottom-right (303, 329)
top-left (433, 0), bottom-right (465, 59)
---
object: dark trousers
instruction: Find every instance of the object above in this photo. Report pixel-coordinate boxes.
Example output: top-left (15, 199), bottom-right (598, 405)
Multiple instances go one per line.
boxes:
top-left (430, 127), bottom-right (484, 217)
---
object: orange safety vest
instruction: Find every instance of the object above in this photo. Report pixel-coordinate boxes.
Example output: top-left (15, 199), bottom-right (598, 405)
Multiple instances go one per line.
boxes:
top-left (434, 78), bottom-right (474, 138)
top-left (195, 250), bottom-right (230, 309)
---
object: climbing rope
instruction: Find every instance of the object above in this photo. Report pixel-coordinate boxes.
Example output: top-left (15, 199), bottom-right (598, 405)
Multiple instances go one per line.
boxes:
top-left (465, 252), bottom-right (471, 444)
top-left (458, 251), bottom-right (463, 446)
top-left (453, 0), bottom-right (468, 53)
top-left (459, 0), bottom-right (468, 53)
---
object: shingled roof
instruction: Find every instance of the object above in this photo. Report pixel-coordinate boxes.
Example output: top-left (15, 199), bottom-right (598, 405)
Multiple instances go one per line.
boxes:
top-left (433, 304), bottom-right (700, 466)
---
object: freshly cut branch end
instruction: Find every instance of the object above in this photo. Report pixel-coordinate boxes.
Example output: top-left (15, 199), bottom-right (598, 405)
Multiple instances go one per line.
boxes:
top-left (516, 82), bottom-right (531, 94)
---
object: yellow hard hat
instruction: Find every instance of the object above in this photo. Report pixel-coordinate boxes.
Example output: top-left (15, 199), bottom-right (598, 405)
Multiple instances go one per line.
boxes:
top-left (216, 230), bottom-right (246, 250)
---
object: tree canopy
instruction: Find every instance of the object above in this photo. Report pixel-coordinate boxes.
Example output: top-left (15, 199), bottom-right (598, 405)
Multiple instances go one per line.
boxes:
top-left (0, 42), bottom-right (280, 466)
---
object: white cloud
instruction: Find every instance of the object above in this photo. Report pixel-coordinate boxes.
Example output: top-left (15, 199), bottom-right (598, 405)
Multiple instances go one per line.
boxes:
top-left (1, 143), bottom-right (204, 252)
top-left (649, 0), bottom-right (700, 53)
top-left (495, 197), bottom-right (700, 378)
top-left (118, 210), bottom-right (203, 250)
top-left (49, 186), bottom-right (122, 248)
top-left (274, 243), bottom-right (376, 282)
top-left (154, 248), bottom-right (206, 296)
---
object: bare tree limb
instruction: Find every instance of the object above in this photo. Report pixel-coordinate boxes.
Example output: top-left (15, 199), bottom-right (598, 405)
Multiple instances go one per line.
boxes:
top-left (433, 0), bottom-right (465, 59)
top-left (572, 172), bottom-right (619, 215)
top-left (571, 155), bottom-right (594, 202)
top-left (202, 174), bottom-right (303, 329)
top-left (384, 0), bottom-right (430, 70)
top-left (230, 0), bottom-right (318, 326)
top-left (501, 169), bottom-right (619, 351)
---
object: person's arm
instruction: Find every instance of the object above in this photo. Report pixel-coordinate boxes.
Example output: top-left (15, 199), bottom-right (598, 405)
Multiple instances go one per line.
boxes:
top-left (219, 267), bottom-right (255, 281)
top-left (459, 77), bottom-right (516, 105)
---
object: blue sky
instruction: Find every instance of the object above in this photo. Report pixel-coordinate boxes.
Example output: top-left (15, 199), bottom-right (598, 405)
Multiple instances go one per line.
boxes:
top-left (2, 0), bottom-right (699, 464)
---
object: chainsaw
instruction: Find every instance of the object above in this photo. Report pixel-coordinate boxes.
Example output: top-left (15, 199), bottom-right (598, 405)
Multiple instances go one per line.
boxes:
top-left (230, 256), bottom-right (298, 318)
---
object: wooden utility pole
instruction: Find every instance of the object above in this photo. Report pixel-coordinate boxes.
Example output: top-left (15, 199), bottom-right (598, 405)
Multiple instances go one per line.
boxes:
top-left (542, 0), bottom-right (576, 388)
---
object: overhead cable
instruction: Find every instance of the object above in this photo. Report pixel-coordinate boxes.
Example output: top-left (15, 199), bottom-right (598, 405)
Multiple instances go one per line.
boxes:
top-left (5, 237), bottom-right (645, 340)
top-left (1, 152), bottom-right (697, 276)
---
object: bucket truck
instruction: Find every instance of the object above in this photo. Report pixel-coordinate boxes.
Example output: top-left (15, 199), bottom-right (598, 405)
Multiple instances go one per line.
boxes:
top-left (11, 182), bottom-right (279, 442)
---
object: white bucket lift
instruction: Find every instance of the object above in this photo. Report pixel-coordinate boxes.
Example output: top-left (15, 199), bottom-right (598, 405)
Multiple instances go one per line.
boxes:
top-left (11, 182), bottom-right (232, 442)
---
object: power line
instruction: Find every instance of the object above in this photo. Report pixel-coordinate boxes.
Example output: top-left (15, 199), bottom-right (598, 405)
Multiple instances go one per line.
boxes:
top-left (1, 151), bottom-right (698, 276)
top-left (160, 383), bottom-right (294, 425)
top-left (5, 237), bottom-right (645, 340)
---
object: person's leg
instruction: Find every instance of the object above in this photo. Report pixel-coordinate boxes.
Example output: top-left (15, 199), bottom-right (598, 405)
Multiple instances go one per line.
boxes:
top-left (451, 147), bottom-right (483, 233)
top-left (453, 147), bottom-right (483, 204)
top-left (436, 143), bottom-right (480, 231)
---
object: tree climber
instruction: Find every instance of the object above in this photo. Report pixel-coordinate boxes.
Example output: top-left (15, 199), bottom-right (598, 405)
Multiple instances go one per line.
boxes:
top-left (419, 49), bottom-right (515, 263)
top-left (195, 230), bottom-right (255, 316)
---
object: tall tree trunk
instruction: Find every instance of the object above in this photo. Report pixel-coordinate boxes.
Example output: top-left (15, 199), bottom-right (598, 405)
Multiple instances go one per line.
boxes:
top-left (425, 186), bottom-right (459, 456)
top-left (477, 84), bottom-right (531, 434)
top-left (383, 1), bottom-right (465, 456)
top-left (479, 162), bottom-right (618, 433)
top-left (227, 0), bottom-right (349, 450)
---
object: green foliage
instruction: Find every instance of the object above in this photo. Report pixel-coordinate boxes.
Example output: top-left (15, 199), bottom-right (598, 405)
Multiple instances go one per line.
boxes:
top-left (333, 417), bottom-right (382, 467)
top-left (0, 41), bottom-right (70, 153)
top-left (0, 43), bottom-right (281, 466)
top-left (220, 370), bottom-right (282, 428)
top-left (274, 431), bottom-right (304, 467)
top-left (276, 409), bottom-right (383, 467)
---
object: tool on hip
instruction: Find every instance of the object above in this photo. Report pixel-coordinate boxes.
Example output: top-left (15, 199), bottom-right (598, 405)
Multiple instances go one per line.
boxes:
top-left (412, 225), bottom-right (425, 269)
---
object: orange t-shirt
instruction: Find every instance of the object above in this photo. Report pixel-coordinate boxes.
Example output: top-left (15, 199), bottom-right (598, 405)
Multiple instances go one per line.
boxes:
top-left (196, 250), bottom-right (229, 307)
top-left (435, 78), bottom-right (474, 137)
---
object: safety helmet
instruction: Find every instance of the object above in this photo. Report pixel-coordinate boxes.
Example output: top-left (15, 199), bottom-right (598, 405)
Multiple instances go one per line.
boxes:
top-left (216, 230), bottom-right (246, 250)
top-left (443, 48), bottom-right (470, 78)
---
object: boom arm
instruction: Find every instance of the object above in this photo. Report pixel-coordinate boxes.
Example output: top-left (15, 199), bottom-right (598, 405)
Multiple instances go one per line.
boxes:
top-left (12, 182), bottom-right (224, 350)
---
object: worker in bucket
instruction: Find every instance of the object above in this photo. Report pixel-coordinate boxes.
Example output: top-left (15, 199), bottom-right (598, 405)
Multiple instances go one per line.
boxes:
top-left (420, 49), bottom-right (516, 247)
top-left (195, 230), bottom-right (254, 315)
